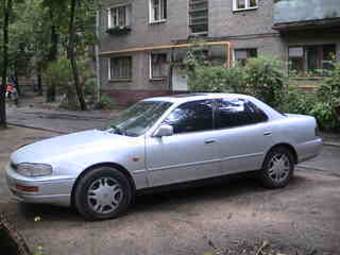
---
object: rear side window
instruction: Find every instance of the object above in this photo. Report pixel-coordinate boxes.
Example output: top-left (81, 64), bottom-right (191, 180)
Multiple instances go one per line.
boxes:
top-left (163, 100), bottom-right (214, 134)
top-left (215, 98), bottom-right (268, 129)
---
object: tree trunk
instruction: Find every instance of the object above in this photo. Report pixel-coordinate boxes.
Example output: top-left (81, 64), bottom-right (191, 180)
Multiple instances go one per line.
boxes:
top-left (0, 0), bottom-right (12, 128)
top-left (46, 17), bottom-right (58, 102)
top-left (67, 0), bottom-right (87, 111)
top-left (37, 67), bottom-right (43, 96)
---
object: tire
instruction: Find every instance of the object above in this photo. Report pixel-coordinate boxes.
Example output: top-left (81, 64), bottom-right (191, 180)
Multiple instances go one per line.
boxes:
top-left (74, 167), bottom-right (133, 220)
top-left (259, 147), bottom-right (295, 189)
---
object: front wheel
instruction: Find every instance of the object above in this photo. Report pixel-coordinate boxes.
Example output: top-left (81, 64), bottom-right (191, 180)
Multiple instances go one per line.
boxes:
top-left (74, 167), bottom-right (133, 220)
top-left (259, 147), bottom-right (295, 189)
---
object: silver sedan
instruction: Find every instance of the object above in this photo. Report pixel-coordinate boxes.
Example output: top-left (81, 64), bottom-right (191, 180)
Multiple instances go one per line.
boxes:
top-left (6, 93), bottom-right (322, 220)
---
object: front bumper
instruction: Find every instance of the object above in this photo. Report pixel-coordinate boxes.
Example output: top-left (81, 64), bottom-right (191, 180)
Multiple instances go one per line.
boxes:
top-left (6, 164), bottom-right (75, 207)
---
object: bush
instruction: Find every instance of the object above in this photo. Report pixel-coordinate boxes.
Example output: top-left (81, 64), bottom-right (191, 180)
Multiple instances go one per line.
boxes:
top-left (44, 57), bottom-right (96, 110)
top-left (96, 95), bottom-right (116, 110)
top-left (281, 86), bottom-right (340, 131)
top-left (244, 56), bottom-right (286, 108)
top-left (188, 65), bottom-right (245, 93)
top-left (44, 58), bottom-right (77, 108)
top-left (280, 87), bottom-right (316, 115)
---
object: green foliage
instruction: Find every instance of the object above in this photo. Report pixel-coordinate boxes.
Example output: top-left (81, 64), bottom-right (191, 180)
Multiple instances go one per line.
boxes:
top-left (187, 55), bottom-right (286, 108)
top-left (44, 56), bottom-right (96, 109)
top-left (280, 86), bottom-right (316, 115)
top-left (310, 102), bottom-right (338, 130)
top-left (243, 56), bottom-right (286, 108)
top-left (96, 95), bottom-right (116, 110)
top-left (188, 65), bottom-right (245, 93)
top-left (281, 86), bottom-right (340, 131)
top-left (44, 57), bottom-right (76, 108)
top-left (318, 64), bottom-right (340, 106)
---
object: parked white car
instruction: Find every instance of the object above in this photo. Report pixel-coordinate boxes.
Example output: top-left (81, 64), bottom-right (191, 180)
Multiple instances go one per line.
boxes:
top-left (6, 93), bottom-right (322, 220)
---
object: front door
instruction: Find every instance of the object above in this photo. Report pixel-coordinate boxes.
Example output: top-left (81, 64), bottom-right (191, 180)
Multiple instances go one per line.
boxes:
top-left (146, 100), bottom-right (221, 187)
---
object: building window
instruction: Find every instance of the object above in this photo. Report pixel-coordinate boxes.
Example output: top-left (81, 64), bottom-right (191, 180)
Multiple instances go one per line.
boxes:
top-left (289, 45), bottom-right (336, 76)
top-left (108, 5), bottom-right (131, 28)
top-left (150, 53), bottom-right (168, 79)
top-left (233, 0), bottom-right (258, 11)
top-left (234, 48), bottom-right (257, 66)
top-left (149, 0), bottom-right (167, 23)
top-left (109, 56), bottom-right (132, 81)
top-left (189, 0), bottom-right (208, 35)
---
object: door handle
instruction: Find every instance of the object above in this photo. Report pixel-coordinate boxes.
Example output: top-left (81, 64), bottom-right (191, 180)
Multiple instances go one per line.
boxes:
top-left (205, 139), bottom-right (216, 144)
top-left (264, 132), bottom-right (272, 136)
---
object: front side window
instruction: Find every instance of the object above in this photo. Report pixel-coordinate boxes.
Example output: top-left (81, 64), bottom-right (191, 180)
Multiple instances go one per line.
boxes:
top-left (289, 44), bottom-right (336, 76)
top-left (163, 100), bottom-right (214, 134)
top-left (150, 53), bottom-right (168, 79)
top-left (109, 56), bottom-right (132, 81)
top-left (108, 5), bottom-right (130, 28)
top-left (216, 99), bottom-right (267, 129)
top-left (233, 0), bottom-right (258, 11)
top-left (108, 101), bottom-right (172, 136)
top-left (150, 0), bottom-right (167, 23)
top-left (234, 48), bottom-right (257, 66)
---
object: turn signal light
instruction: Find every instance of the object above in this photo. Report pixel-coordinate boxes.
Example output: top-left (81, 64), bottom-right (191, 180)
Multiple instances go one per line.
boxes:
top-left (15, 184), bottom-right (39, 193)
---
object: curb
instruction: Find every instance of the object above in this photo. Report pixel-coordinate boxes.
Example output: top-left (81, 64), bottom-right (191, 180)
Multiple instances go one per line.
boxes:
top-left (323, 142), bottom-right (340, 148)
top-left (298, 165), bottom-right (340, 178)
top-left (8, 123), bottom-right (67, 135)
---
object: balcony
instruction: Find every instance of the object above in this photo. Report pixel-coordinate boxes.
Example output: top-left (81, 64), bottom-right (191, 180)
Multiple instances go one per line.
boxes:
top-left (273, 0), bottom-right (340, 31)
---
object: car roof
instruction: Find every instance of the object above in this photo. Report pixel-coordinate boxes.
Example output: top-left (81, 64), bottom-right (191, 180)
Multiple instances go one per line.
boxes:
top-left (143, 93), bottom-right (253, 104)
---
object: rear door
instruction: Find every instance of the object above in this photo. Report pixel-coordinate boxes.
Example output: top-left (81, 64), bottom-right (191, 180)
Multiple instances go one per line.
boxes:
top-left (214, 98), bottom-right (273, 174)
top-left (146, 99), bottom-right (221, 187)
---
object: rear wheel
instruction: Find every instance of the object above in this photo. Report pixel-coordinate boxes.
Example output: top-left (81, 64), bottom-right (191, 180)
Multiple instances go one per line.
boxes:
top-left (260, 147), bottom-right (294, 189)
top-left (74, 167), bottom-right (132, 220)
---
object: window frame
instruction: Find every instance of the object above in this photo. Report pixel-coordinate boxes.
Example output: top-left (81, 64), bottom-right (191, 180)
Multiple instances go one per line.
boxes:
top-left (233, 48), bottom-right (258, 66)
top-left (108, 56), bottom-right (133, 82)
top-left (288, 44), bottom-right (337, 75)
top-left (149, 0), bottom-right (167, 24)
top-left (233, 0), bottom-right (258, 12)
top-left (107, 4), bottom-right (131, 29)
top-left (149, 53), bottom-right (168, 80)
top-left (162, 99), bottom-right (216, 135)
top-left (214, 98), bottom-right (268, 131)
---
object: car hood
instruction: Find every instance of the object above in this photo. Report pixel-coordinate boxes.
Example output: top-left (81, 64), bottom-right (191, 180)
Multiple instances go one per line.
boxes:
top-left (11, 130), bottom-right (132, 164)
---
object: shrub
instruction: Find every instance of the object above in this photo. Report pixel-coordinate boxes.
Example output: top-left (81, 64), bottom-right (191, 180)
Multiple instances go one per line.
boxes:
top-left (44, 57), bottom-right (96, 110)
top-left (280, 87), bottom-right (316, 115)
top-left (188, 65), bottom-right (246, 93)
top-left (96, 95), bottom-right (116, 110)
top-left (244, 56), bottom-right (286, 108)
top-left (44, 58), bottom-right (77, 108)
top-left (318, 63), bottom-right (340, 107)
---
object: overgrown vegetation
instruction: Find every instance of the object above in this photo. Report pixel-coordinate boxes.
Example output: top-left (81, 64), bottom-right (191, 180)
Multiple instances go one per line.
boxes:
top-left (186, 49), bottom-right (340, 131)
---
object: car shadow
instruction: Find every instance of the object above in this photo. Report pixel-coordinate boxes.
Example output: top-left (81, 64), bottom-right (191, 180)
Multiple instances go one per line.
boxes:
top-left (15, 172), bottom-right (307, 222)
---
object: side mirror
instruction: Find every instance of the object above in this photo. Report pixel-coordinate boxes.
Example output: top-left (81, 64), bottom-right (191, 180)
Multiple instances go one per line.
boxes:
top-left (154, 124), bottom-right (174, 137)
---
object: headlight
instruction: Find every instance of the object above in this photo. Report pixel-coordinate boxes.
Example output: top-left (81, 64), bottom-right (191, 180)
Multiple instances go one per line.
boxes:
top-left (15, 163), bottom-right (53, 177)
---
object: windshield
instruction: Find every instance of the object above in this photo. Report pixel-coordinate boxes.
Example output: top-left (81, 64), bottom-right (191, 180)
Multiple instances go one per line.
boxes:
top-left (108, 101), bottom-right (172, 137)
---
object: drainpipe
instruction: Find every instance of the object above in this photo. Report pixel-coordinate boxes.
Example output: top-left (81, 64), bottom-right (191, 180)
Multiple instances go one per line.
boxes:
top-left (95, 10), bottom-right (101, 103)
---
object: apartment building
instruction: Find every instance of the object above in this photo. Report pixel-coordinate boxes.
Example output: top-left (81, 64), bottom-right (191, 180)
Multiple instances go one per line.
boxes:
top-left (98, 0), bottom-right (340, 105)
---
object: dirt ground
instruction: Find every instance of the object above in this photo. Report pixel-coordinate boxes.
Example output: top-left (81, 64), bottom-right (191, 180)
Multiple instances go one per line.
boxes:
top-left (0, 126), bottom-right (340, 255)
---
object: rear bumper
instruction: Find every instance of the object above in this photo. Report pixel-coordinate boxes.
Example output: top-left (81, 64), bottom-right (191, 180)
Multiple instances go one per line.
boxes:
top-left (296, 138), bottom-right (323, 163)
top-left (6, 165), bottom-right (74, 207)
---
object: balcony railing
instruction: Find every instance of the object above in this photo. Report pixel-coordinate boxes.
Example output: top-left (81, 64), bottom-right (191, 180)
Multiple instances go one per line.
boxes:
top-left (273, 0), bottom-right (340, 30)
